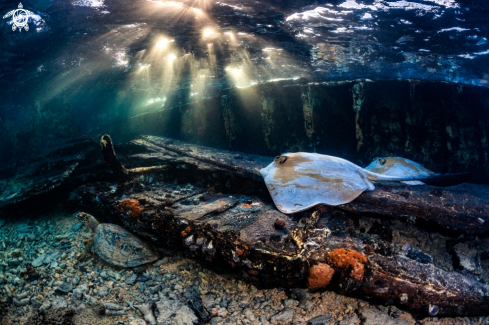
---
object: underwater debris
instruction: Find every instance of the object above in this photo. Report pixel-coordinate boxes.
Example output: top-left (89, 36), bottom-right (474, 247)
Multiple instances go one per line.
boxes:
top-left (100, 134), bottom-right (168, 186)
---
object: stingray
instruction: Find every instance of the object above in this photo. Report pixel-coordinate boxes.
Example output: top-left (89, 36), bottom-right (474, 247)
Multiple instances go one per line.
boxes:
top-left (260, 153), bottom-right (474, 214)
top-left (365, 157), bottom-right (437, 185)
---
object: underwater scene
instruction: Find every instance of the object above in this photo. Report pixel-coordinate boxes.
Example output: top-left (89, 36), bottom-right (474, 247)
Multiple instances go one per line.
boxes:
top-left (1, 0), bottom-right (489, 323)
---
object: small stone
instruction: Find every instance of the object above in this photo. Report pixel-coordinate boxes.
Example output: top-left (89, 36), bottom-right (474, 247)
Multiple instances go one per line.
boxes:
top-left (73, 288), bottom-right (84, 300)
top-left (211, 307), bottom-right (228, 318)
top-left (51, 298), bottom-right (68, 309)
top-left (338, 315), bottom-right (360, 325)
top-left (40, 301), bottom-right (52, 311)
top-left (153, 257), bottom-right (169, 267)
top-left (32, 254), bottom-right (46, 267)
top-left (72, 222), bottom-right (83, 231)
top-left (126, 273), bottom-right (137, 286)
top-left (307, 315), bottom-right (333, 325)
top-left (304, 301), bottom-right (313, 312)
top-left (156, 297), bottom-right (198, 325)
top-left (104, 302), bottom-right (124, 310)
top-left (55, 282), bottom-right (73, 295)
top-left (31, 298), bottom-right (42, 309)
top-left (129, 320), bottom-right (147, 325)
top-left (271, 308), bottom-right (295, 325)
top-left (91, 301), bottom-right (106, 315)
top-left (243, 309), bottom-right (256, 322)
top-left (210, 317), bottom-right (223, 325)
top-left (13, 298), bottom-right (30, 306)
top-left (283, 299), bottom-right (297, 307)
top-left (357, 306), bottom-right (415, 325)
top-left (72, 275), bottom-right (80, 286)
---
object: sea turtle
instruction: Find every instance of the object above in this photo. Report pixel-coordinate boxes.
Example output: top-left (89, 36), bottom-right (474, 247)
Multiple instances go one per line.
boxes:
top-left (76, 212), bottom-right (158, 267)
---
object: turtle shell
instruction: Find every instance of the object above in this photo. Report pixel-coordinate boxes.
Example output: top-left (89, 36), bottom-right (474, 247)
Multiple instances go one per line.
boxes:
top-left (93, 223), bottom-right (158, 267)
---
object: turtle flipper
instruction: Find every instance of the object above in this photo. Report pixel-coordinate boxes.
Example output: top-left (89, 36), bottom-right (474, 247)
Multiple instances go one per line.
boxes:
top-left (77, 239), bottom-right (94, 262)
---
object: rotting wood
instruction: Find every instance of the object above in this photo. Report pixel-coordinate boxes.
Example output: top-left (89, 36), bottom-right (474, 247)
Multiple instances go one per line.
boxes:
top-left (71, 135), bottom-right (489, 317)
top-left (75, 181), bottom-right (489, 317)
top-left (100, 134), bottom-right (168, 185)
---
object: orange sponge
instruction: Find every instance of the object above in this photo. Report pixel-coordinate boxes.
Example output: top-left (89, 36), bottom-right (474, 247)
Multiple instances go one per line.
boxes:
top-left (308, 263), bottom-right (335, 289)
top-left (117, 199), bottom-right (141, 219)
top-left (327, 248), bottom-right (367, 281)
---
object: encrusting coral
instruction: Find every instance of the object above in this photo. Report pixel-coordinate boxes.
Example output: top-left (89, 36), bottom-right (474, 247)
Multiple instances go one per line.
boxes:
top-left (117, 199), bottom-right (141, 219)
top-left (308, 263), bottom-right (335, 289)
top-left (327, 248), bottom-right (367, 281)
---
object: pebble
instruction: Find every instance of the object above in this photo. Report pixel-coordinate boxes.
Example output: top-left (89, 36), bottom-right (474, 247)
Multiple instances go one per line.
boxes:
top-left (104, 302), bottom-right (124, 310)
top-left (72, 274), bottom-right (80, 285)
top-left (126, 273), bottom-right (137, 286)
top-left (129, 320), bottom-right (147, 325)
top-left (91, 301), bottom-right (106, 315)
top-left (271, 308), bottom-right (295, 325)
top-left (71, 222), bottom-right (83, 232)
top-left (243, 308), bottom-right (257, 322)
top-left (40, 301), bottom-right (51, 311)
top-left (308, 315), bottom-right (334, 325)
top-left (13, 297), bottom-right (30, 306)
top-left (31, 298), bottom-right (42, 309)
top-left (31, 254), bottom-right (45, 267)
top-left (153, 257), bottom-right (169, 266)
top-left (283, 299), bottom-right (297, 307)
top-left (55, 282), bottom-right (73, 295)
top-left (156, 297), bottom-right (198, 325)
top-left (52, 298), bottom-right (68, 309)
top-left (210, 317), bottom-right (223, 325)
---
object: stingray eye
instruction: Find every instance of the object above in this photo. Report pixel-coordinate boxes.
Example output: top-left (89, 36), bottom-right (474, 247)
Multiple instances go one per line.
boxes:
top-left (379, 158), bottom-right (386, 165)
top-left (279, 156), bottom-right (287, 164)
top-left (275, 156), bottom-right (281, 160)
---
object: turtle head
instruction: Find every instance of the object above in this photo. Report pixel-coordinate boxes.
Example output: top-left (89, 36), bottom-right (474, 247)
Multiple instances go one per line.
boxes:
top-left (76, 212), bottom-right (99, 231)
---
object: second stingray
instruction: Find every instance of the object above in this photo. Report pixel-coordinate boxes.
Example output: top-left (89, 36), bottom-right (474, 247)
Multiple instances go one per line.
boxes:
top-left (260, 153), bottom-right (474, 214)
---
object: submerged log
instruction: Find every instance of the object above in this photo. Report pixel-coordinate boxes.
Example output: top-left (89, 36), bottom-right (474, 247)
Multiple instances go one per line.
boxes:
top-left (72, 135), bottom-right (489, 317)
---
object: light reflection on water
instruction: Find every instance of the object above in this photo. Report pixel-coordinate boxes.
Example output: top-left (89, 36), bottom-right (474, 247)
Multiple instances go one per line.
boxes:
top-left (0, 0), bottom-right (488, 130)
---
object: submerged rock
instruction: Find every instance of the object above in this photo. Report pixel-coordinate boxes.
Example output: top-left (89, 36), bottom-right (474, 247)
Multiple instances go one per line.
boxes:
top-left (156, 297), bottom-right (198, 325)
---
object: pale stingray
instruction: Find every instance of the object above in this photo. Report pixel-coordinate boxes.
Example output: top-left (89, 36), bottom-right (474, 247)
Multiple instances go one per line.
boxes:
top-left (260, 153), bottom-right (471, 214)
top-left (365, 157), bottom-right (438, 186)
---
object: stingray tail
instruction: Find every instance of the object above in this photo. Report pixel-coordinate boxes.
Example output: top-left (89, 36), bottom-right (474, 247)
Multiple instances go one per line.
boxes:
top-left (365, 170), bottom-right (474, 187)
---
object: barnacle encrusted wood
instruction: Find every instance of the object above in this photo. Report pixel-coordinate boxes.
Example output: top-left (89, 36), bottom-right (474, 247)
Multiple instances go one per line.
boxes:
top-left (73, 135), bottom-right (489, 317)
